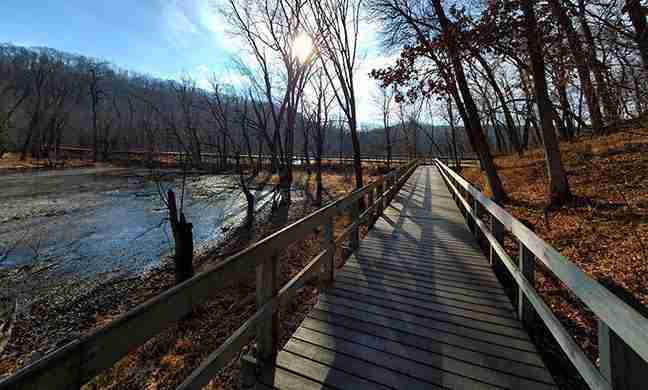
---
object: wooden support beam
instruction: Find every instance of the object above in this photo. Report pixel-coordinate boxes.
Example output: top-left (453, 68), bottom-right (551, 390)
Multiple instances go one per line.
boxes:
top-left (367, 187), bottom-right (375, 226)
top-left (490, 217), bottom-right (504, 266)
top-left (377, 182), bottom-right (384, 216)
top-left (350, 200), bottom-right (360, 251)
top-left (518, 241), bottom-right (536, 330)
top-left (322, 217), bottom-right (335, 284)
top-left (256, 254), bottom-right (279, 360)
top-left (598, 288), bottom-right (648, 390)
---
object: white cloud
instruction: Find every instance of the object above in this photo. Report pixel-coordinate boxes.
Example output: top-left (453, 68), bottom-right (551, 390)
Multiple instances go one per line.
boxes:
top-left (160, 0), bottom-right (232, 50)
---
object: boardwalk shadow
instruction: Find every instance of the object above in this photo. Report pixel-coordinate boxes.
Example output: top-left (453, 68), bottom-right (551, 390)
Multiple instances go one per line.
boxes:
top-left (271, 166), bottom-right (554, 389)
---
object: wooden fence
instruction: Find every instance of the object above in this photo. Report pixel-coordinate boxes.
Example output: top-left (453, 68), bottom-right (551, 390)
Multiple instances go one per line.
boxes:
top-left (434, 159), bottom-right (648, 390)
top-left (57, 145), bottom-right (477, 166)
top-left (0, 161), bottom-right (418, 390)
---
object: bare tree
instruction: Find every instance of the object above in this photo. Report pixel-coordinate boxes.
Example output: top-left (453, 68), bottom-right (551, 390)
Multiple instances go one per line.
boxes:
top-left (373, 86), bottom-right (395, 168)
top-left (521, 0), bottom-right (572, 206)
top-left (85, 60), bottom-right (108, 162)
top-left (624, 0), bottom-right (648, 72)
top-left (224, 0), bottom-right (317, 206)
top-left (305, 67), bottom-right (336, 205)
top-left (311, 0), bottom-right (365, 191)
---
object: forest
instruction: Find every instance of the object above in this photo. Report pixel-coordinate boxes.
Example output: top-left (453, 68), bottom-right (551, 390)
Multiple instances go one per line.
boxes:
top-left (1, 0), bottom-right (646, 208)
top-left (1, 0), bottom-right (648, 389)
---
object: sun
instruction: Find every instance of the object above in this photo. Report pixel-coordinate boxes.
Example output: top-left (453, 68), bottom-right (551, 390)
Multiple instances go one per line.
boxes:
top-left (293, 33), bottom-right (314, 63)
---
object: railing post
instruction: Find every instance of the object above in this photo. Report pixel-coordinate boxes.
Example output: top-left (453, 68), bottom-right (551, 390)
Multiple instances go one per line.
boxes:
top-left (368, 186), bottom-right (375, 225)
top-left (473, 196), bottom-right (483, 246)
top-left (490, 216), bottom-right (504, 266)
top-left (350, 200), bottom-right (360, 251)
top-left (322, 217), bottom-right (336, 283)
top-left (377, 181), bottom-right (384, 216)
top-left (518, 241), bottom-right (536, 330)
top-left (466, 192), bottom-right (475, 233)
top-left (598, 289), bottom-right (648, 390)
top-left (256, 254), bottom-right (279, 361)
top-left (240, 354), bottom-right (258, 389)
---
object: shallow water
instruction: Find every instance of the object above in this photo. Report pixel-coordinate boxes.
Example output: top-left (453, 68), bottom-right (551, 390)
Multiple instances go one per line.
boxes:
top-left (0, 167), bottom-right (270, 299)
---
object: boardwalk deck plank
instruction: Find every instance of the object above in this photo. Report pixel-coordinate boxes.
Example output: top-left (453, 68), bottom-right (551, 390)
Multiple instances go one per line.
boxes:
top-left (261, 166), bottom-right (557, 389)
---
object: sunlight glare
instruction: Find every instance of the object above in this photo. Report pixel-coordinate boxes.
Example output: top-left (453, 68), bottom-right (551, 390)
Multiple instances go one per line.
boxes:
top-left (293, 33), bottom-right (313, 63)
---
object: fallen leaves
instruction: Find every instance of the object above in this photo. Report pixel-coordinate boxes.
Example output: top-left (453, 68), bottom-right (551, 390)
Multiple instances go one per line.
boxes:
top-left (463, 129), bottom-right (648, 389)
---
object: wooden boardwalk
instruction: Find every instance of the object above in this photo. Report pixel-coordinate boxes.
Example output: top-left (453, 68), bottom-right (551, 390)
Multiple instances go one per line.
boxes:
top-left (259, 166), bottom-right (556, 389)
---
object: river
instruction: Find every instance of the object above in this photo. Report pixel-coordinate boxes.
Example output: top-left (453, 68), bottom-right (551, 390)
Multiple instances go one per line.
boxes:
top-left (0, 166), bottom-right (271, 308)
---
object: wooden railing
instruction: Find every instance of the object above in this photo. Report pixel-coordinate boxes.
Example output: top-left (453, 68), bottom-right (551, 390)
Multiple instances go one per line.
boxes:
top-left (0, 161), bottom-right (418, 390)
top-left (57, 145), bottom-right (476, 166)
top-left (434, 158), bottom-right (648, 390)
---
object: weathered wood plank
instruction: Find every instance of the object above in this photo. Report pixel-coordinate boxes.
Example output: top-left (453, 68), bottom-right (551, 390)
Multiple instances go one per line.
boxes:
top-left (318, 294), bottom-right (525, 338)
top-left (283, 338), bottom-right (447, 390)
top-left (307, 307), bottom-right (546, 367)
top-left (333, 275), bottom-right (514, 311)
top-left (342, 260), bottom-right (506, 290)
top-left (326, 285), bottom-right (521, 329)
top-left (293, 327), bottom-right (556, 389)
top-left (274, 350), bottom-right (391, 390)
top-left (339, 265), bottom-right (509, 296)
top-left (331, 277), bottom-right (516, 318)
top-left (313, 301), bottom-right (536, 352)
top-left (335, 271), bottom-right (512, 304)
top-left (299, 317), bottom-right (553, 383)
top-left (258, 364), bottom-right (333, 390)
top-left (262, 165), bottom-right (556, 390)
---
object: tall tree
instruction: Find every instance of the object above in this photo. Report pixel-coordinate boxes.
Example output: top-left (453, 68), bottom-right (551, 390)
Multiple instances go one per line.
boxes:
top-left (224, 0), bottom-right (316, 205)
top-left (521, 0), bottom-right (571, 206)
top-left (369, 0), bottom-right (507, 201)
top-left (624, 0), bottom-right (648, 72)
top-left (311, 0), bottom-right (365, 191)
top-left (548, 0), bottom-right (605, 134)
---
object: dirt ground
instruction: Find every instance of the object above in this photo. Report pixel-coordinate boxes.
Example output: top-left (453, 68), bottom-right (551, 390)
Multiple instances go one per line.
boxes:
top-left (0, 164), bottom-right (387, 389)
top-left (461, 130), bottom-right (648, 388)
top-left (0, 152), bottom-right (95, 172)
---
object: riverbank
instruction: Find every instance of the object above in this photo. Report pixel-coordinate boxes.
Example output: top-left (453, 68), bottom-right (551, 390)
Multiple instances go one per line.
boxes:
top-left (0, 165), bottom-right (384, 388)
top-left (0, 152), bottom-right (96, 173)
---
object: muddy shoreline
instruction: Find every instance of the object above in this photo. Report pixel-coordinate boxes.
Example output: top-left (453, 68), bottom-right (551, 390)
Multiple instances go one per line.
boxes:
top-left (0, 192), bottom-right (277, 380)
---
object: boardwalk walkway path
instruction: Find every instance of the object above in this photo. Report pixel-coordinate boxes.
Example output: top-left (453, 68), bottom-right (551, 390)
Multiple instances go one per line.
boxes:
top-left (259, 165), bottom-right (557, 389)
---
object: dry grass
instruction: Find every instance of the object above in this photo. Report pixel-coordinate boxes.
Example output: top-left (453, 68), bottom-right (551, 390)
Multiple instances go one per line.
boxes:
top-left (462, 130), bottom-right (648, 387)
top-left (0, 152), bottom-right (94, 172)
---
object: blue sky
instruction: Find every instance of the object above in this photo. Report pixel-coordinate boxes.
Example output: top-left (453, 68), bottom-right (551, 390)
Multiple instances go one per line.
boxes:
top-left (1, 0), bottom-right (394, 123)
top-left (1, 1), bottom-right (234, 80)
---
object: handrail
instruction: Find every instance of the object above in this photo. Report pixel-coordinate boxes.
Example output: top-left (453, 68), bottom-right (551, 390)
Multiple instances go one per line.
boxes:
top-left (434, 158), bottom-right (648, 389)
top-left (57, 146), bottom-right (478, 163)
top-left (176, 160), bottom-right (419, 389)
top-left (0, 160), bottom-right (418, 390)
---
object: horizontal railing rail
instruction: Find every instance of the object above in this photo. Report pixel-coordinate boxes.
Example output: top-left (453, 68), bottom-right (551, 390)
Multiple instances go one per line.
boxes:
top-left (176, 160), bottom-right (419, 389)
top-left (0, 161), bottom-right (418, 390)
top-left (434, 158), bottom-right (648, 390)
top-left (56, 146), bottom-right (477, 164)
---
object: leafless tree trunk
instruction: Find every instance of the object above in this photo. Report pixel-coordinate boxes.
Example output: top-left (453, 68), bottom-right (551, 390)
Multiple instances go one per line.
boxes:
top-left (429, 0), bottom-right (507, 201)
top-left (167, 189), bottom-right (193, 285)
top-left (375, 87), bottom-right (394, 168)
top-left (86, 62), bottom-right (107, 162)
top-left (312, 0), bottom-right (364, 192)
top-left (472, 52), bottom-right (522, 155)
top-left (624, 0), bottom-right (648, 72)
top-left (225, 0), bottom-right (316, 207)
top-left (522, 0), bottom-right (571, 206)
top-left (548, 0), bottom-right (605, 134)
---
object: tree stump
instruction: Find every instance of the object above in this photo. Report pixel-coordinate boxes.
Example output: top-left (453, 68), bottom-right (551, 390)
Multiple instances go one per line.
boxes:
top-left (168, 189), bottom-right (194, 284)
